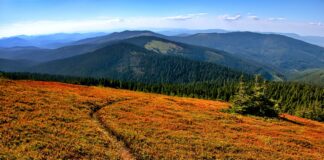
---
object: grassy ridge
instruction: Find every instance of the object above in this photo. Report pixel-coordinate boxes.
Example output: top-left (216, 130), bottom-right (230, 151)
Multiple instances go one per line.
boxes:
top-left (0, 79), bottom-right (323, 159)
top-left (1, 71), bottom-right (323, 121)
top-left (98, 97), bottom-right (324, 159)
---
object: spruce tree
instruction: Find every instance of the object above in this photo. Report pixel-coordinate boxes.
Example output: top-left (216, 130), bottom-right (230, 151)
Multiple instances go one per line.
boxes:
top-left (249, 75), bottom-right (278, 117)
top-left (230, 75), bottom-right (278, 117)
top-left (229, 75), bottom-right (252, 114)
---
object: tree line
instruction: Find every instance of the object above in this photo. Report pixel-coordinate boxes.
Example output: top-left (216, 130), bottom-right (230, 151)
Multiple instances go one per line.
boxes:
top-left (1, 71), bottom-right (323, 121)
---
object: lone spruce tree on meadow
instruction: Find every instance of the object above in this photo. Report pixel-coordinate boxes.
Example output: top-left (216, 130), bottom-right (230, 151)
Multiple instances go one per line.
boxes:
top-left (230, 75), bottom-right (278, 117)
top-left (229, 75), bottom-right (252, 114)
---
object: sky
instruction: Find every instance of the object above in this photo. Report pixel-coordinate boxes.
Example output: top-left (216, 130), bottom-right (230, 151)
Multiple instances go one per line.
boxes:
top-left (0, 0), bottom-right (324, 37)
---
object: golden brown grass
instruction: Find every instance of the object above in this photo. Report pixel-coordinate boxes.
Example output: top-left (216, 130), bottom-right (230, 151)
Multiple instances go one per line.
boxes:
top-left (0, 78), bottom-right (323, 159)
top-left (0, 79), bottom-right (127, 159)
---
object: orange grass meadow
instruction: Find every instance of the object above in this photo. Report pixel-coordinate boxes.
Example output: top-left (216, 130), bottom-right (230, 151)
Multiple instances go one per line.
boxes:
top-left (0, 78), bottom-right (323, 159)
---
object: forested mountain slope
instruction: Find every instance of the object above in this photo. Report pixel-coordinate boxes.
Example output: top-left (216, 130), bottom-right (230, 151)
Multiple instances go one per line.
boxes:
top-left (30, 43), bottom-right (250, 83)
top-left (171, 32), bottom-right (324, 73)
top-left (289, 68), bottom-right (324, 86)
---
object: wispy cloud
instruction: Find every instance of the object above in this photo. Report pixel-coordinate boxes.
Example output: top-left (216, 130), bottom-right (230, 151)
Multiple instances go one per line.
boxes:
top-left (218, 14), bottom-right (242, 21)
top-left (163, 13), bottom-right (207, 21)
top-left (268, 17), bottom-right (286, 21)
top-left (0, 14), bottom-right (324, 38)
top-left (309, 22), bottom-right (323, 26)
top-left (247, 15), bottom-right (259, 21)
top-left (0, 18), bottom-right (124, 37)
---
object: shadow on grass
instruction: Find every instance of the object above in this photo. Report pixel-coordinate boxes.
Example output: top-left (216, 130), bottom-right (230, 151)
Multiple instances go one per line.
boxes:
top-left (222, 109), bottom-right (305, 126)
top-left (279, 117), bottom-right (304, 126)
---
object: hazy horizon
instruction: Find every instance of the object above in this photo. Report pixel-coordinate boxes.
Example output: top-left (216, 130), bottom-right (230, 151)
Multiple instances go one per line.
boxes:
top-left (1, 0), bottom-right (324, 38)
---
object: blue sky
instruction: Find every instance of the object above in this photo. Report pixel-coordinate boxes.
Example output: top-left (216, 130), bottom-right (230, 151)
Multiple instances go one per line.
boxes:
top-left (0, 0), bottom-right (324, 37)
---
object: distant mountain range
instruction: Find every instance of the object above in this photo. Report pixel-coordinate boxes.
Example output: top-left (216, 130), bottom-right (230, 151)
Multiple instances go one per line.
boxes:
top-left (0, 32), bottom-right (107, 48)
top-left (73, 30), bottom-right (164, 45)
top-left (0, 58), bottom-right (35, 72)
top-left (157, 29), bottom-right (228, 36)
top-left (123, 36), bottom-right (275, 78)
top-left (288, 68), bottom-right (324, 86)
top-left (0, 30), bottom-right (323, 85)
top-left (171, 32), bottom-right (324, 74)
top-left (158, 29), bottom-right (324, 47)
top-left (30, 42), bottom-right (251, 83)
top-left (2, 29), bottom-right (323, 48)
top-left (273, 33), bottom-right (324, 48)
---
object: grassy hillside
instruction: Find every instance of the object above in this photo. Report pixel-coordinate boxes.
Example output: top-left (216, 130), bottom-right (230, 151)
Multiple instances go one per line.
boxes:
top-left (0, 78), bottom-right (323, 159)
top-left (0, 79), bottom-right (127, 159)
top-left (289, 68), bottom-right (324, 86)
top-left (2, 72), bottom-right (323, 121)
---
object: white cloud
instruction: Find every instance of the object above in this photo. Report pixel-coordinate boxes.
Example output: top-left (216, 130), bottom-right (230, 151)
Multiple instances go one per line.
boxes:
top-left (218, 14), bottom-right (242, 21)
top-left (0, 14), bottom-right (324, 38)
top-left (163, 13), bottom-right (207, 21)
top-left (0, 18), bottom-right (123, 37)
top-left (309, 22), bottom-right (323, 26)
top-left (268, 17), bottom-right (286, 21)
top-left (248, 15), bottom-right (259, 20)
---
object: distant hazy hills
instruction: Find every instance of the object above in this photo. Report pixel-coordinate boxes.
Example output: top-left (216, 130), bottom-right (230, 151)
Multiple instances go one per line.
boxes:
top-left (29, 35), bottom-right (272, 82)
top-left (157, 29), bottom-right (228, 36)
top-left (277, 33), bottom-right (324, 48)
top-left (124, 36), bottom-right (277, 78)
top-left (0, 58), bottom-right (35, 72)
top-left (158, 29), bottom-right (324, 47)
top-left (73, 30), bottom-right (165, 45)
top-left (0, 44), bottom-right (105, 62)
top-left (0, 30), bottom-right (324, 85)
top-left (171, 32), bottom-right (324, 74)
top-left (0, 32), bottom-right (106, 48)
top-left (288, 68), bottom-right (324, 86)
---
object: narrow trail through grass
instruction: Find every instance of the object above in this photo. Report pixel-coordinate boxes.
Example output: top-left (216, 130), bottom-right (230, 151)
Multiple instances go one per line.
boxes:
top-left (89, 100), bottom-right (136, 160)
top-left (2, 79), bottom-right (323, 159)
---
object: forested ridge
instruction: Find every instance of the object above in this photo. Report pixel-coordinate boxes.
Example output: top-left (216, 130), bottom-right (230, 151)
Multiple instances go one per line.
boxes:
top-left (1, 71), bottom-right (323, 121)
top-left (28, 42), bottom-right (255, 83)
